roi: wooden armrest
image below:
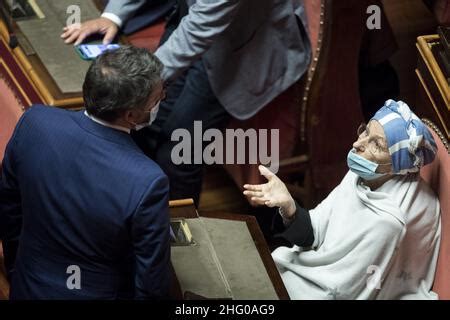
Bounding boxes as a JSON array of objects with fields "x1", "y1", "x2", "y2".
[{"x1": 169, "y1": 199, "x2": 195, "y2": 208}]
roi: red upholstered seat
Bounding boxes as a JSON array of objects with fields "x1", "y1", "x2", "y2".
[
  {"x1": 0, "y1": 79, "x2": 24, "y2": 166},
  {"x1": 421, "y1": 120, "x2": 450, "y2": 300},
  {"x1": 126, "y1": 19, "x2": 166, "y2": 52}
]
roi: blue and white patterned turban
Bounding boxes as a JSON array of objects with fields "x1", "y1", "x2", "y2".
[{"x1": 371, "y1": 100, "x2": 437, "y2": 174}]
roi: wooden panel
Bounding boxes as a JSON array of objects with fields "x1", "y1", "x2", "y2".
[{"x1": 416, "y1": 35, "x2": 450, "y2": 140}]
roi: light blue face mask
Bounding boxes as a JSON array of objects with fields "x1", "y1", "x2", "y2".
[
  {"x1": 347, "y1": 149, "x2": 387, "y2": 181},
  {"x1": 134, "y1": 101, "x2": 160, "y2": 131}
]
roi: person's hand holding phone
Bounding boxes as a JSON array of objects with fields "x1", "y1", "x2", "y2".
[{"x1": 61, "y1": 17, "x2": 119, "y2": 46}]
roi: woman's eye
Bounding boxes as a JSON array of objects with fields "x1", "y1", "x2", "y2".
[{"x1": 375, "y1": 142, "x2": 383, "y2": 150}]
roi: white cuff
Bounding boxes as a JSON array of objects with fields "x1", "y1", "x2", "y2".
[{"x1": 101, "y1": 12, "x2": 123, "y2": 28}]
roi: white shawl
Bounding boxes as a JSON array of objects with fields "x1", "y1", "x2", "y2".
[{"x1": 272, "y1": 171, "x2": 441, "y2": 300}]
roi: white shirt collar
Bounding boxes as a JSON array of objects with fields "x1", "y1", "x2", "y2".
[{"x1": 84, "y1": 111, "x2": 131, "y2": 134}]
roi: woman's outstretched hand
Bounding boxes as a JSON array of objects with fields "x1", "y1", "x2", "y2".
[{"x1": 243, "y1": 165, "x2": 296, "y2": 219}]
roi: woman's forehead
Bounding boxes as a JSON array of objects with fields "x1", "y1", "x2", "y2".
[{"x1": 368, "y1": 120, "x2": 386, "y2": 139}]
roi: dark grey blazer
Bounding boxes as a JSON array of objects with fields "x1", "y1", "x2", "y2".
[{"x1": 105, "y1": 0, "x2": 311, "y2": 119}]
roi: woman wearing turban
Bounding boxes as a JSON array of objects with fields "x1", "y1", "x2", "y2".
[{"x1": 244, "y1": 100, "x2": 441, "y2": 299}]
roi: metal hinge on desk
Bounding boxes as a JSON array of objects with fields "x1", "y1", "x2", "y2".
[{"x1": 8, "y1": 34, "x2": 18, "y2": 49}]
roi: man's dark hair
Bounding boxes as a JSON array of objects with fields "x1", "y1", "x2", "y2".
[{"x1": 83, "y1": 45, "x2": 163, "y2": 121}]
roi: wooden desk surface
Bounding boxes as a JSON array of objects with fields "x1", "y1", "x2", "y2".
[
  {"x1": 0, "y1": 18, "x2": 84, "y2": 109},
  {"x1": 0, "y1": 0, "x2": 119, "y2": 110},
  {"x1": 169, "y1": 199, "x2": 290, "y2": 300}
]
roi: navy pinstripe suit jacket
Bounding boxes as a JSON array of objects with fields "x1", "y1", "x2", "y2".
[{"x1": 0, "y1": 105, "x2": 171, "y2": 299}]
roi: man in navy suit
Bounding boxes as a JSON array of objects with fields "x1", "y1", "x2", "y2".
[{"x1": 0, "y1": 46, "x2": 171, "y2": 299}]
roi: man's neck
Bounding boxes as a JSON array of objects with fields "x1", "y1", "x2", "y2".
[
  {"x1": 111, "y1": 118, "x2": 133, "y2": 131},
  {"x1": 84, "y1": 111, "x2": 132, "y2": 134}
]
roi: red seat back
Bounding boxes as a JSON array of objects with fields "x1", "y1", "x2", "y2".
[{"x1": 420, "y1": 121, "x2": 450, "y2": 300}]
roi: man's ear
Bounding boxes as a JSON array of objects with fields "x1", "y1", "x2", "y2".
[{"x1": 122, "y1": 109, "x2": 136, "y2": 124}]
